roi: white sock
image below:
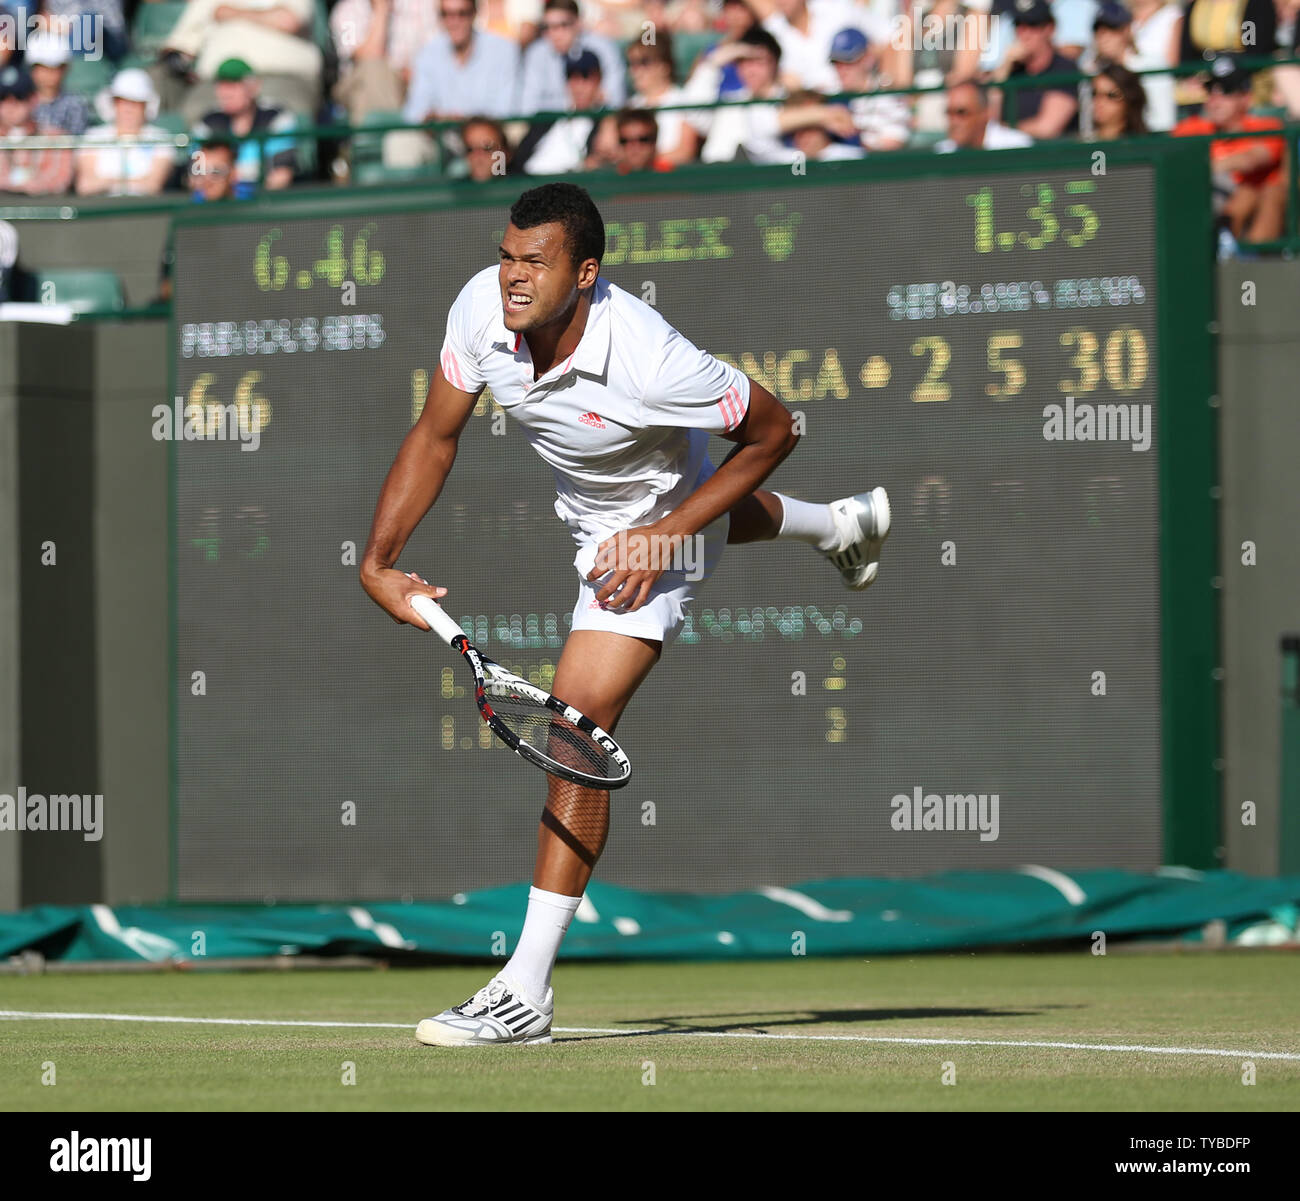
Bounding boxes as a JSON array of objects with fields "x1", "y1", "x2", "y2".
[
  {"x1": 773, "y1": 492, "x2": 840, "y2": 551},
  {"x1": 503, "y1": 886, "x2": 581, "y2": 1006}
]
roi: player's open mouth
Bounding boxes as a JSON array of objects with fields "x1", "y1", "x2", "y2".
[{"x1": 506, "y1": 293, "x2": 533, "y2": 312}]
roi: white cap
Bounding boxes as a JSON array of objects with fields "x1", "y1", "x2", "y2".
[
  {"x1": 24, "y1": 32, "x2": 72, "y2": 68},
  {"x1": 96, "y1": 68, "x2": 161, "y2": 122}
]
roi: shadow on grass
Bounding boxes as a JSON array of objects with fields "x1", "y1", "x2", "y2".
[{"x1": 558, "y1": 1004, "x2": 1083, "y2": 1042}]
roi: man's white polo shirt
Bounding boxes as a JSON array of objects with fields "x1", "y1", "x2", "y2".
[{"x1": 439, "y1": 265, "x2": 751, "y2": 545}]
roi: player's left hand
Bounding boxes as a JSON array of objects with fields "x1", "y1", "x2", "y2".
[{"x1": 587, "y1": 523, "x2": 681, "y2": 612}]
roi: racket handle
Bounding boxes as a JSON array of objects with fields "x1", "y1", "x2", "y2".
[{"x1": 408, "y1": 594, "x2": 468, "y2": 646}]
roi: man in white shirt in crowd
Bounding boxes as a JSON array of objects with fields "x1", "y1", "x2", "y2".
[
  {"x1": 519, "y1": 49, "x2": 607, "y2": 174},
  {"x1": 404, "y1": 0, "x2": 520, "y2": 125},
  {"x1": 763, "y1": 0, "x2": 887, "y2": 92},
  {"x1": 935, "y1": 78, "x2": 1034, "y2": 150},
  {"x1": 700, "y1": 25, "x2": 791, "y2": 162}
]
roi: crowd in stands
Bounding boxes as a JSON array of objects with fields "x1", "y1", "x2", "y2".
[{"x1": 0, "y1": 0, "x2": 1298, "y2": 248}]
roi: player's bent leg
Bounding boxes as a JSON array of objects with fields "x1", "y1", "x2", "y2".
[
  {"x1": 744, "y1": 487, "x2": 892, "y2": 590},
  {"x1": 727, "y1": 489, "x2": 784, "y2": 543}
]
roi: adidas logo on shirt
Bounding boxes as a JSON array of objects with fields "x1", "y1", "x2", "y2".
[{"x1": 578, "y1": 411, "x2": 606, "y2": 429}]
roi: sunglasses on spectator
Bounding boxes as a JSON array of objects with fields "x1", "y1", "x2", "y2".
[
  {"x1": 440, "y1": 6, "x2": 473, "y2": 15},
  {"x1": 544, "y1": 17, "x2": 576, "y2": 29},
  {"x1": 1092, "y1": 85, "x2": 1122, "y2": 99},
  {"x1": 619, "y1": 132, "x2": 656, "y2": 144},
  {"x1": 627, "y1": 55, "x2": 658, "y2": 68},
  {"x1": 192, "y1": 164, "x2": 230, "y2": 176},
  {"x1": 466, "y1": 142, "x2": 502, "y2": 152}
]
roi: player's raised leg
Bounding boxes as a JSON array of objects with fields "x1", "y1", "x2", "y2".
[
  {"x1": 728, "y1": 487, "x2": 892, "y2": 590},
  {"x1": 416, "y1": 629, "x2": 660, "y2": 1047}
]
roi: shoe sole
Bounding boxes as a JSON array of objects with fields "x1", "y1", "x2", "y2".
[{"x1": 415, "y1": 1021, "x2": 553, "y2": 1047}]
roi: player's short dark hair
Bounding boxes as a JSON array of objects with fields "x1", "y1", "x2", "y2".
[
  {"x1": 737, "y1": 25, "x2": 782, "y2": 64},
  {"x1": 544, "y1": 0, "x2": 580, "y2": 17},
  {"x1": 509, "y1": 183, "x2": 605, "y2": 268}
]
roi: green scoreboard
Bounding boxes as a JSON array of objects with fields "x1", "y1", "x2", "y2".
[{"x1": 170, "y1": 145, "x2": 1217, "y2": 900}]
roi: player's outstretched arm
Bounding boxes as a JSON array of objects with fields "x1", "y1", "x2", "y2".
[{"x1": 360, "y1": 366, "x2": 481, "y2": 627}]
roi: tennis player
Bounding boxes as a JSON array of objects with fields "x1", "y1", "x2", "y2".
[{"x1": 361, "y1": 183, "x2": 888, "y2": 1046}]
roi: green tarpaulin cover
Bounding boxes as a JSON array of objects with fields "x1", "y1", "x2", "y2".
[{"x1": 3, "y1": 870, "x2": 1297, "y2": 963}]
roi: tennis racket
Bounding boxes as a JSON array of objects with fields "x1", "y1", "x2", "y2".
[{"x1": 408, "y1": 593, "x2": 632, "y2": 790}]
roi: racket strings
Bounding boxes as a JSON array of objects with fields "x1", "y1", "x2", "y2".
[{"x1": 485, "y1": 691, "x2": 614, "y2": 778}]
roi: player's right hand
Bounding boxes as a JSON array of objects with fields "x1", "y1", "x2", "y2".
[{"x1": 361, "y1": 565, "x2": 447, "y2": 629}]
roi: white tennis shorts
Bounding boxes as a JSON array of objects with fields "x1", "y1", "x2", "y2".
[{"x1": 569, "y1": 512, "x2": 729, "y2": 646}]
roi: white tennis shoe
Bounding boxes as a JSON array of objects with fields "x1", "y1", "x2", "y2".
[
  {"x1": 825, "y1": 487, "x2": 891, "y2": 591},
  {"x1": 415, "y1": 972, "x2": 553, "y2": 1046}
]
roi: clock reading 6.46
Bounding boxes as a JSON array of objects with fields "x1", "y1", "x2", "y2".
[{"x1": 254, "y1": 223, "x2": 387, "y2": 291}]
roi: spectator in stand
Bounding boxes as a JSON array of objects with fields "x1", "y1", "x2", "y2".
[
  {"x1": 330, "y1": 0, "x2": 439, "y2": 125},
  {"x1": 186, "y1": 138, "x2": 239, "y2": 202},
  {"x1": 1050, "y1": 0, "x2": 1100, "y2": 57},
  {"x1": 157, "y1": 141, "x2": 238, "y2": 303},
  {"x1": 763, "y1": 0, "x2": 885, "y2": 92},
  {"x1": 404, "y1": 0, "x2": 520, "y2": 125},
  {"x1": 622, "y1": 32, "x2": 701, "y2": 164},
  {"x1": 0, "y1": 217, "x2": 17, "y2": 300},
  {"x1": 0, "y1": 64, "x2": 75, "y2": 194},
  {"x1": 458, "y1": 115, "x2": 511, "y2": 179},
  {"x1": 683, "y1": 0, "x2": 761, "y2": 104},
  {"x1": 518, "y1": 48, "x2": 609, "y2": 174},
  {"x1": 76, "y1": 68, "x2": 174, "y2": 195},
  {"x1": 518, "y1": 0, "x2": 625, "y2": 115},
  {"x1": 1126, "y1": 0, "x2": 1181, "y2": 128},
  {"x1": 192, "y1": 58, "x2": 297, "y2": 195},
  {"x1": 936, "y1": 76, "x2": 1034, "y2": 147},
  {"x1": 700, "y1": 25, "x2": 793, "y2": 161},
  {"x1": 1177, "y1": 0, "x2": 1276, "y2": 112},
  {"x1": 613, "y1": 107, "x2": 674, "y2": 172},
  {"x1": 992, "y1": 0, "x2": 1080, "y2": 136},
  {"x1": 823, "y1": 26, "x2": 910, "y2": 151},
  {"x1": 1087, "y1": 57, "x2": 1149, "y2": 136},
  {"x1": 1173, "y1": 55, "x2": 1287, "y2": 242},
  {"x1": 780, "y1": 87, "x2": 866, "y2": 156},
  {"x1": 25, "y1": 30, "x2": 91, "y2": 134},
  {"x1": 893, "y1": 0, "x2": 987, "y2": 136},
  {"x1": 1077, "y1": 3, "x2": 1136, "y2": 124},
  {"x1": 157, "y1": 0, "x2": 323, "y2": 119}
]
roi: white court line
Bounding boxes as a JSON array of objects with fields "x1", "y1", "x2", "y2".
[{"x1": 2, "y1": 1010, "x2": 1298, "y2": 1061}]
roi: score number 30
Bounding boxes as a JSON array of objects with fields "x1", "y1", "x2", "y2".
[{"x1": 908, "y1": 326, "x2": 1148, "y2": 403}]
